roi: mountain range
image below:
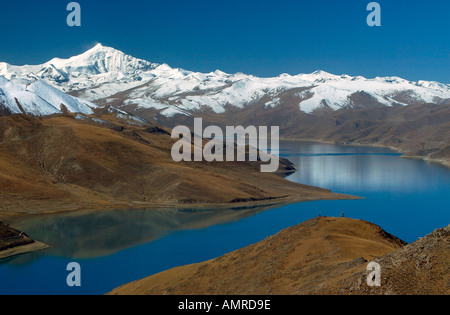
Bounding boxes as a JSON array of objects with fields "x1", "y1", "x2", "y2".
[
  {"x1": 1, "y1": 44, "x2": 449, "y2": 167},
  {"x1": 1, "y1": 45, "x2": 447, "y2": 293},
  {"x1": 1, "y1": 43, "x2": 449, "y2": 118}
]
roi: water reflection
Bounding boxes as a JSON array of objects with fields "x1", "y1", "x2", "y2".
[
  {"x1": 281, "y1": 141, "x2": 446, "y2": 194},
  {"x1": 7, "y1": 205, "x2": 277, "y2": 262}
]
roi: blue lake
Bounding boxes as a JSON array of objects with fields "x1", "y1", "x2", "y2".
[{"x1": 0, "y1": 141, "x2": 449, "y2": 295}]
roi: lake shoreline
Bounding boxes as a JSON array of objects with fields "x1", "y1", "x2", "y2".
[
  {"x1": 279, "y1": 137, "x2": 450, "y2": 169},
  {"x1": 0, "y1": 241, "x2": 49, "y2": 260},
  {"x1": 0, "y1": 222, "x2": 49, "y2": 260},
  {"x1": 2, "y1": 191, "x2": 359, "y2": 223},
  {"x1": 1, "y1": 139, "x2": 448, "y2": 295}
]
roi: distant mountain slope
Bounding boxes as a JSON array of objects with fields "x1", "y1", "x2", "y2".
[
  {"x1": 163, "y1": 101, "x2": 450, "y2": 167},
  {"x1": 0, "y1": 76, "x2": 96, "y2": 116},
  {"x1": 109, "y1": 217, "x2": 449, "y2": 295},
  {"x1": 111, "y1": 69, "x2": 450, "y2": 118}
]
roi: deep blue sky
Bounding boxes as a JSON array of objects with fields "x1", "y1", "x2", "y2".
[{"x1": 0, "y1": 0, "x2": 448, "y2": 83}]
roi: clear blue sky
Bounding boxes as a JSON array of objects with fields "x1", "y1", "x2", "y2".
[{"x1": 0, "y1": 0, "x2": 449, "y2": 83}]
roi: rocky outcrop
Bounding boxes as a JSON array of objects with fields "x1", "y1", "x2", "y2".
[{"x1": 341, "y1": 225, "x2": 449, "y2": 295}]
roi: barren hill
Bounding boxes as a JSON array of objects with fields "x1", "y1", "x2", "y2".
[
  {"x1": 0, "y1": 114, "x2": 348, "y2": 219},
  {"x1": 340, "y1": 224, "x2": 449, "y2": 295},
  {"x1": 110, "y1": 217, "x2": 441, "y2": 295}
]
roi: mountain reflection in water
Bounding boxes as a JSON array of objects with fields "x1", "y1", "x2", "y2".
[{"x1": 8, "y1": 205, "x2": 277, "y2": 262}]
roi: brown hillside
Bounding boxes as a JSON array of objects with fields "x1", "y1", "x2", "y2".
[
  {"x1": 109, "y1": 217, "x2": 414, "y2": 295},
  {"x1": 340, "y1": 225, "x2": 450, "y2": 295},
  {"x1": 0, "y1": 114, "x2": 349, "y2": 219}
]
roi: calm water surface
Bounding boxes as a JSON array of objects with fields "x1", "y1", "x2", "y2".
[{"x1": 1, "y1": 141, "x2": 449, "y2": 294}]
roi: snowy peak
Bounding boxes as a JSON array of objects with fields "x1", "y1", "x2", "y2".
[
  {"x1": 0, "y1": 44, "x2": 159, "y2": 94},
  {"x1": 45, "y1": 43, "x2": 157, "y2": 75}
]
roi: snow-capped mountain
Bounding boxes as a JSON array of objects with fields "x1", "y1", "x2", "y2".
[
  {"x1": 114, "y1": 69, "x2": 450, "y2": 117},
  {"x1": 0, "y1": 76, "x2": 95, "y2": 116},
  {"x1": 0, "y1": 44, "x2": 158, "y2": 94},
  {"x1": 1, "y1": 44, "x2": 449, "y2": 118}
]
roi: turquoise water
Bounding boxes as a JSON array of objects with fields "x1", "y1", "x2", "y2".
[{"x1": 0, "y1": 141, "x2": 449, "y2": 295}]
